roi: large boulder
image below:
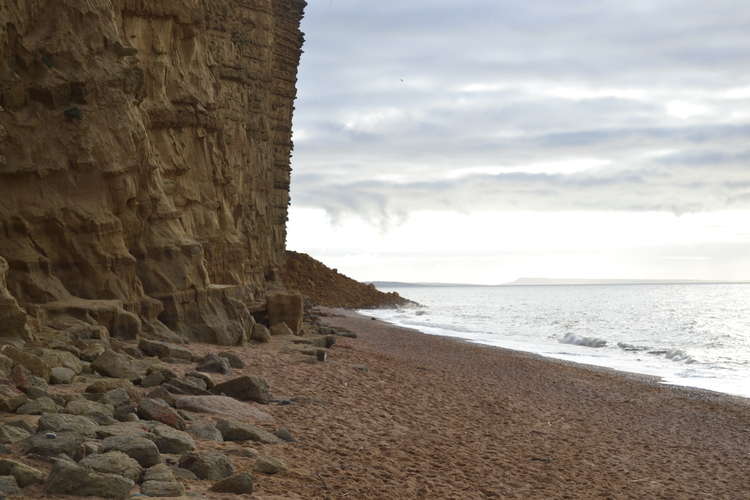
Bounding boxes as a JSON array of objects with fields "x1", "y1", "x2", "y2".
[
  {"x1": 1, "y1": 346, "x2": 50, "y2": 381},
  {"x1": 210, "y1": 472, "x2": 254, "y2": 494},
  {"x1": 175, "y1": 395, "x2": 274, "y2": 422},
  {"x1": 250, "y1": 324, "x2": 271, "y2": 343},
  {"x1": 179, "y1": 452, "x2": 233, "y2": 480},
  {"x1": 215, "y1": 419, "x2": 282, "y2": 444},
  {"x1": 266, "y1": 291, "x2": 303, "y2": 334},
  {"x1": 38, "y1": 414, "x2": 99, "y2": 437},
  {"x1": 212, "y1": 375, "x2": 272, "y2": 404},
  {"x1": 0, "y1": 458, "x2": 45, "y2": 487},
  {"x1": 101, "y1": 435, "x2": 161, "y2": 467},
  {"x1": 141, "y1": 464, "x2": 184, "y2": 497},
  {"x1": 22, "y1": 431, "x2": 87, "y2": 460},
  {"x1": 45, "y1": 460, "x2": 134, "y2": 498},
  {"x1": 137, "y1": 398, "x2": 186, "y2": 430},
  {"x1": 91, "y1": 350, "x2": 142, "y2": 381},
  {"x1": 151, "y1": 424, "x2": 195, "y2": 454},
  {"x1": 138, "y1": 339, "x2": 193, "y2": 362},
  {"x1": 80, "y1": 451, "x2": 143, "y2": 482}
]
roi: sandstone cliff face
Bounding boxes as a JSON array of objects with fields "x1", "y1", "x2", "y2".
[{"x1": 0, "y1": 0, "x2": 306, "y2": 345}]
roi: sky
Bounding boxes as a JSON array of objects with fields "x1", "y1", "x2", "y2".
[{"x1": 286, "y1": 0, "x2": 750, "y2": 284}]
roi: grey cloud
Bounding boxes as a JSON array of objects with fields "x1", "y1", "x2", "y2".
[{"x1": 292, "y1": 0, "x2": 750, "y2": 220}]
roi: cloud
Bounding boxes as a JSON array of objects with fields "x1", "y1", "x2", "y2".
[{"x1": 291, "y1": 0, "x2": 750, "y2": 221}]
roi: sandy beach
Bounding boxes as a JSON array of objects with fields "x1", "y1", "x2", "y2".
[{"x1": 254, "y1": 308, "x2": 750, "y2": 499}]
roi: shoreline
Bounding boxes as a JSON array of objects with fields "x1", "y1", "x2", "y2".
[
  {"x1": 298, "y1": 306, "x2": 750, "y2": 498},
  {"x1": 355, "y1": 308, "x2": 750, "y2": 407}
]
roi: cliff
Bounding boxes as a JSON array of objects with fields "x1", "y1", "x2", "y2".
[
  {"x1": 0, "y1": 0, "x2": 306, "y2": 345},
  {"x1": 281, "y1": 251, "x2": 413, "y2": 309}
]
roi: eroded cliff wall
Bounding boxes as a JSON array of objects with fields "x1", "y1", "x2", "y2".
[{"x1": 0, "y1": 0, "x2": 306, "y2": 345}]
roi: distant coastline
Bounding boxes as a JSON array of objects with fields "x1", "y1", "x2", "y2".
[{"x1": 372, "y1": 278, "x2": 750, "y2": 288}]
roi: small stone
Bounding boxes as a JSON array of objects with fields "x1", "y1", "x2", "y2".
[
  {"x1": 254, "y1": 455, "x2": 287, "y2": 474},
  {"x1": 151, "y1": 424, "x2": 195, "y2": 454},
  {"x1": 178, "y1": 452, "x2": 233, "y2": 480},
  {"x1": 196, "y1": 353, "x2": 232, "y2": 374},
  {"x1": 101, "y1": 435, "x2": 161, "y2": 467},
  {"x1": 38, "y1": 414, "x2": 99, "y2": 437},
  {"x1": 50, "y1": 366, "x2": 76, "y2": 384},
  {"x1": 80, "y1": 451, "x2": 143, "y2": 482},
  {"x1": 218, "y1": 352, "x2": 245, "y2": 368},
  {"x1": 0, "y1": 458, "x2": 45, "y2": 487},
  {"x1": 212, "y1": 375, "x2": 272, "y2": 404},
  {"x1": 16, "y1": 396, "x2": 60, "y2": 415},
  {"x1": 216, "y1": 419, "x2": 282, "y2": 444},
  {"x1": 187, "y1": 421, "x2": 223, "y2": 442},
  {"x1": 137, "y1": 398, "x2": 186, "y2": 430},
  {"x1": 45, "y1": 460, "x2": 134, "y2": 498},
  {"x1": 250, "y1": 323, "x2": 271, "y2": 343},
  {"x1": 210, "y1": 472, "x2": 254, "y2": 494},
  {"x1": 275, "y1": 427, "x2": 295, "y2": 442},
  {"x1": 0, "y1": 475, "x2": 20, "y2": 496}
]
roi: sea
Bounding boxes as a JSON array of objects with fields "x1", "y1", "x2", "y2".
[{"x1": 362, "y1": 283, "x2": 750, "y2": 399}]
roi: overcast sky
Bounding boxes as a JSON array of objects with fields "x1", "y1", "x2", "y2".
[{"x1": 286, "y1": 0, "x2": 750, "y2": 284}]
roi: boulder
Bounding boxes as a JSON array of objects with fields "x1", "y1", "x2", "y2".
[
  {"x1": 65, "y1": 399, "x2": 114, "y2": 419},
  {"x1": 0, "y1": 353, "x2": 14, "y2": 377},
  {"x1": 85, "y1": 378, "x2": 133, "y2": 394},
  {"x1": 151, "y1": 424, "x2": 195, "y2": 454},
  {"x1": 0, "y1": 423, "x2": 31, "y2": 444},
  {"x1": 80, "y1": 451, "x2": 143, "y2": 482},
  {"x1": 0, "y1": 458, "x2": 45, "y2": 487},
  {"x1": 178, "y1": 452, "x2": 234, "y2": 480},
  {"x1": 266, "y1": 291, "x2": 303, "y2": 334},
  {"x1": 16, "y1": 396, "x2": 60, "y2": 415},
  {"x1": 100, "y1": 388, "x2": 132, "y2": 407},
  {"x1": 1, "y1": 346, "x2": 50, "y2": 381},
  {"x1": 174, "y1": 395, "x2": 274, "y2": 422},
  {"x1": 250, "y1": 323, "x2": 271, "y2": 343},
  {"x1": 50, "y1": 367, "x2": 76, "y2": 384},
  {"x1": 91, "y1": 350, "x2": 142, "y2": 381},
  {"x1": 270, "y1": 323, "x2": 294, "y2": 336},
  {"x1": 101, "y1": 435, "x2": 161, "y2": 467},
  {"x1": 141, "y1": 463, "x2": 184, "y2": 497},
  {"x1": 210, "y1": 472, "x2": 254, "y2": 494},
  {"x1": 218, "y1": 351, "x2": 245, "y2": 368},
  {"x1": 95, "y1": 421, "x2": 152, "y2": 439},
  {"x1": 213, "y1": 375, "x2": 272, "y2": 404},
  {"x1": 196, "y1": 353, "x2": 231, "y2": 374},
  {"x1": 38, "y1": 414, "x2": 99, "y2": 437},
  {"x1": 185, "y1": 371, "x2": 214, "y2": 389},
  {"x1": 0, "y1": 475, "x2": 20, "y2": 496},
  {"x1": 275, "y1": 427, "x2": 295, "y2": 442},
  {"x1": 254, "y1": 455, "x2": 287, "y2": 474},
  {"x1": 22, "y1": 431, "x2": 87, "y2": 460},
  {"x1": 0, "y1": 385, "x2": 28, "y2": 412},
  {"x1": 187, "y1": 421, "x2": 223, "y2": 442},
  {"x1": 45, "y1": 460, "x2": 134, "y2": 498},
  {"x1": 137, "y1": 398, "x2": 186, "y2": 430},
  {"x1": 215, "y1": 419, "x2": 282, "y2": 444},
  {"x1": 34, "y1": 348, "x2": 83, "y2": 374},
  {"x1": 139, "y1": 339, "x2": 193, "y2": 362},
  {"x1": 162, "y1": 378, "x2": 211, "y2": 396}
]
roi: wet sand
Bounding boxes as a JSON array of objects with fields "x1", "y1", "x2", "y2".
[{"x1": 267, "y1": 308, "x2": 750, "y2": 499}]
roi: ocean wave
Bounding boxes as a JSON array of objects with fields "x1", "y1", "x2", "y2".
[
  {"x1": 617, "y1": 342, "x2": 650, "y2": 352},
  {"x1": 560, "y1": 333, "x2": 608, "y2": 348},
  {"x1": 648, "y1": 349, "x2": 696, "y2": 364}
]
